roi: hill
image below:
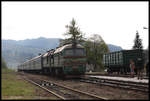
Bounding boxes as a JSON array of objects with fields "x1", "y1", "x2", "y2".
[{"x1": 2, "y1": 37, "x2": 60, "y2": 49}]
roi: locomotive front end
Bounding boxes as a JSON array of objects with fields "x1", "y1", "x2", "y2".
[{"x1": 63, "y1": 46, "x2": 86, "y2": 76}]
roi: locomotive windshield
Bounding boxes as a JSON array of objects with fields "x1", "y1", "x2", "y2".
[{"x1": 64, "y1": 48, "x2": 85, "y2": 56}]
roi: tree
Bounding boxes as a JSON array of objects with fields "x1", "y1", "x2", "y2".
[
  {"x1": 84, "y1": 34, "x2": 109, "y2": 71},
  {"x1": 60, "y1": 18, "x2": 85, "y2": 46},
  {"x1": 2, "y1": 57, "x2": 8, "y2": 69},
  {"x1": 132, "y1": 31, "x2": 143, "y2": 49}
]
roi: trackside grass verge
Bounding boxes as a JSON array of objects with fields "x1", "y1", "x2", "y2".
[{"x1": 2, "y1": 68, "x2": 57, "y2": 99}]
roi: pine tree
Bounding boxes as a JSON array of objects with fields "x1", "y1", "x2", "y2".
[
  {"x1": 133, "y1": 31, "x2": 143, "y2": 50},
  {"x1": 62, "y1": 18, "x2": 84, "y2": 46}
]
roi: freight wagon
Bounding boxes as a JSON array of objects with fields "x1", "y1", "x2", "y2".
[
  {"x1": 103, "y1": 49, "x2": 144, "y2": 74},
  {"x1": 18, "y1": 43, "x2": 87, "y2": 78}
]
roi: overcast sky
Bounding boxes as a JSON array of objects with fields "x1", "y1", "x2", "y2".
[{"x1": 2, "y1": 2, "x2": 149, "y2": 49}]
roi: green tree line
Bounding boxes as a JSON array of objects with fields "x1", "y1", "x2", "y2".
[{"x1": 2, "y1": 57, "x2": 8, "y2": 69}]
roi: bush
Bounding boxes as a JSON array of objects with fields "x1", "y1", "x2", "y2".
[{"x1": 2, "y1": 58, "x2": 8, "y2": 69}]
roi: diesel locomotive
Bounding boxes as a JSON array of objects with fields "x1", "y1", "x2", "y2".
[{"x1": 18, "y1": 43, "x2": 87, "y2": 78}]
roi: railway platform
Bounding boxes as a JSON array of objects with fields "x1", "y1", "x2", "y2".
[{"x1": 89, "y1": 75, "x2": 149, "y2": 84}]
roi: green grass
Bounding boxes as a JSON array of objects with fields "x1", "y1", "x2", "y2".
[
  {"x1": 2, "y1": 68, "x2": 15, "y2": 73},
  {"x1": 2, "y1": 68, "x2": 36, "y2": 97},
  {"x1": 1, "y1": 68, "x2": 57, "y2": 99},
  {"x1": 2, "y1": 78, "x2": 35, "y2": 96}
]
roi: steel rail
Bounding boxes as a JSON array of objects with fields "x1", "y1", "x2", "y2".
[
  {"x1": 22, "y1": 77, "x2": 66, "y2": 100},
  {"x1": 80, "y1": 77, "x2": 148, "y2": 93},
  {"x1": 80, "y1": 79, "x2": 148, "y2": 93},
  {"x1": 21, "y1": 74, "x2": 109, "y2": 100},
  {"x1": 42, "y1": 79, "x2": 109, "y2": 100}
]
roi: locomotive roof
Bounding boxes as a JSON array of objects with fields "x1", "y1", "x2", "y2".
[
  {"x1": 43, "y1": 52, "x2": 48, "y2": 57},
  {"x1": 42, "y1": 49, "x2": 55, "y2": 57},
  {"x1": 54, "y1": 44, "x2": 83, "y2": 54},
  {"x1": 23, "y1": 54, "x2": 42, "y2": 64},
  {"x1": 30, "y1": 54, "x2": 42, "y2": 61}
]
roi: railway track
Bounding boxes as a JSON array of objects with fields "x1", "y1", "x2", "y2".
[
  {"x1": 21, "y1": 74, "x2": 108, "y2": 100},
  {"x1": 80, "y1": 77, "x2": 149, "y2": 93}
]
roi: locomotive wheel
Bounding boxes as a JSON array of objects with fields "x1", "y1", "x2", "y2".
[{"x1": 55, "y1": 68, "x2": 64, "y2": 78}]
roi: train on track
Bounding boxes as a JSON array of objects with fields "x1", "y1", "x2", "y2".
[
  {"x1": 103, "y1": 49, "x2": 148, "y2": 75},
  {"x1": 18, "y1": 43, "x2": 87, "y2": 78}
]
